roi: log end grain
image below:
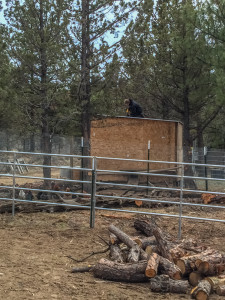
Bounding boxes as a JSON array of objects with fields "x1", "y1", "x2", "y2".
[
  {"x1": 145, "y1": 269, "x2": 157, "y2": 278},
  {"x1": 189, "y1": 272, "x2": 204, "y2": 287},
  {"x1": 191, "y1": 280, "x2": 211, "y2": 300},
  {"x1": 197, "y1": 262, "x2": 208, "y2": 274},
  {"x1": 135, "y1": 200, "x2": 143, "y2": 207},
  {"x1": 176, "y1": 259, "x2": 186, "y2": 275}
]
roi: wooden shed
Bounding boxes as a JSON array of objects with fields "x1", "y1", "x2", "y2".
[{"x1": 90, "y1": 116, "x2": 183, "y2": 183}]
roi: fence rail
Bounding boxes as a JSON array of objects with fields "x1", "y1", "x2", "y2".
[{"x1": 0, "y1": 150, "x2": 224, "y2": 238}]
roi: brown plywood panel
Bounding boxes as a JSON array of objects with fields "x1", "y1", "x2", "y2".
[{"x1": 91, "y1": 117, "x2": 183, "y2": 174}]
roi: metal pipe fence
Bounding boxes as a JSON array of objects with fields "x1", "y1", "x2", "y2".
[{"x1": 0, "y1": 150, "x2": 224, "y2": 238}]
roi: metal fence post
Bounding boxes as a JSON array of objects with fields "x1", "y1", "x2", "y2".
[
  {"x1": 12, "y1": 152, "x2": 16, "y2": 217},
  {"x1": 81, "y1": 137, "x2": 84, "y2": 193},
  {"x1": 90, "y1": 157, "x2": 97, "y2": 228},
  {"x1": 178, "y1": 164, "x2": 184, "y2": 239},
  {"x1": 147, "y1": 140, "x2": 151, "y2": 195},
  {"x1": 204, "y1": 146, "x2": 208, "y2": 191}
]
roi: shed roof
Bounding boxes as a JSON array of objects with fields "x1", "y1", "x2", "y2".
[{"x1": 93, "y1": 115, "x2": 183, "y2": 125}]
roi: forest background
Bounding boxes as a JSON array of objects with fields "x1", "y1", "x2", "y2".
[{"x1": 0, "y1": 0, "x2": 225, "y2": 162}]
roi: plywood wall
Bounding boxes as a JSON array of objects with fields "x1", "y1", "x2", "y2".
[{"x1": 90, "y1": 117, "x2": 183, "y2": 172}]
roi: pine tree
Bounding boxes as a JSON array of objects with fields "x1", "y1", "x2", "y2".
[
  {"x1": 199, "y1": 0, "x2": 225, "y2": 148},
  {"x1": 70, "y1": 0, "x2": 142, "y2": 146},
  {"x1": 0, "y1": 24, "x2": 16, "y2": 132},
  {"x1": 122, "y1": 0, "x2": 217, "y2": 159},
  {"x1": 5, "y1": 0, "x2": 74, "y2": 184}
]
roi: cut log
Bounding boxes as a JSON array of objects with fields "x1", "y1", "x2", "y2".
[
  {"x1": 134, "y1": 218, "x2": 173, "y2": 262},
  {"x1": 145, "y1": 253, "x2": 160, "y2": 278},
  {"x1": 206, "y1": 275, "x2": 225, "y2": 291},
  {"x1": 109, "y1": 233, "x2": 120, "y2": 245},
  {"x1": 189, "y1": 272, "x2": 204, "y2": 287},
  {"x1": 203, "y1": 263, "x2": 225, "y2": 276},
  {"x1": 93, "y1": 258, "x2": 148, "y2": 282},
  {"x1": 128, "y1": 245, "x2": 141, "y2": 263},
  {"x1": 176, "y1": 257, "x2": 196, "y2": 276},
  {"x1": 134, "y1": 236, "x2": 156, "y2": 250},
  {"x1": 169, "y1": 240, "x2": 207, "y2": 262},
  {"x1": 134, "y1": 218, "x2": 155, "y2": 237},
  {"x1": 145, "y1": 245, "x2": 158, "y2": 256},
  {"x1": 150, "y1": 274, "x2": 190, "y2": 294},
  {"x1": 108, "y1": 224, "x2": 137, "y2": 249},
  {"x1": 216, "y1": 285, "x2": 225, "y2": 296},
  {"x1": 176, "y1": 249, "x2": 218, "y2": 276},
  {"x1": 198, "y1": 262, "x2": 225, "y2": 276},
  {"x1": 159, "y1": 256, "x2": 182, "y2": 280},
  {"x1": 197, "y1": 253, "x2": 225, "y2": 275},
  {"x1": 109, "y1": 244, "x2": 124, "y2": 263},
  {"x1": 191, "y1": 280, "x2": 211, "y2": 300},
  {"x1": 108, "y1": 224, "x2": 147, "y2": 261},
  {"x1": 135, "y1": 199, "x2": 143, "y2": 207},
  {"x1": 201, "y1": 193, "x2": 216, "y2": 205},
  {"x1": 201, "y1": 193, "x2": 225, "y2": 205}
]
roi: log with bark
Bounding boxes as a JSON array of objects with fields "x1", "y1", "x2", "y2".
[
  {"x1": 145, "y1": 245, "x2": 159, "y2": 256},
  {"x1": 134, "y1": 217, "x2": 156, "y2": 237},
  {"x1": 145, "y1": 253, "x2": 160, "y2": 278},
  {"x1": 201, "y1": 193, "x2": 225, "y2": 205},
  {"x1": 109, "y1": 233, "x2": 120, "y2": 245},
  {"x1": 158, "y1": 256, "x2": 182, "y2": 280},
  {"x1": 216, "y1": 285, "x2": 225, "y2": 296},
  {"x1": 93, "y1": 258, "x2": 148, "y2": 282},
  {"x1": 150, "y1": 274, "x2": 190, "y2": 294},
  {"x1": 205, "y1": 275, "x2": 225, "y2": 291},
  {"x1": 108, "y1": 224, "x2": 138, "y2": 249},
  {"x1": 201, "y1": 193, "x2": 216, "y2": 205},
  {"x1": 176, "y1": 249, "x2": 218, "y2": 276},
  {"x1": 108, "y1": 224, "x2": 147, "y2": 261},
  {"x1": 190, "y1": 279, "x2": 211, "y2": 300},
  {"x1": 169, "y1": 239, "x2": 208, "y2": 262},
  {"x1": 134, "y1": 218, "x2": 173, "y2": 262},
  {"x1": 134, "y1": 236, "x2": 156, "y2": 250},
  {"x1": 127, "y1": 245, "x2": 141, "y2": 263},
  {"x1": 109, "y1": 244, "x2": 124, "y2": 263},
  {"x1": 196, "y1": 253, "x2": 225, "y2": 275}
]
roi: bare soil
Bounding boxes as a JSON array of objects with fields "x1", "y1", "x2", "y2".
[{"x1": 0, "y1": 207, "x2": 224, "y2": 300}]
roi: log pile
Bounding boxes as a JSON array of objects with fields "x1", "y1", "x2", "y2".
[{"x1": 71, "y1": 217, "x2": 225, "y2": 299}]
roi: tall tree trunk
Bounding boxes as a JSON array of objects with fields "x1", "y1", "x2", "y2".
[
  {"x1": 40, "y1": 0, "x2": 52, "y2": 188},
  {"x1": 30, "y1": 133, "x2": 35, "y2": 152},
  {"x1": 41, "y1": 120, "x2": 52, "y2": 188},
  {"x1": 81, "y1": 0, "x2": 91, "y2": 142},
  {"x1": 182, "y1": 55, "x2": 196, "y2": 189},
  {"x1": 196, "y1": 120, "x2": 205, "y2": 177},
  {"x1": 80, "y1": 0, "x2": 91, "y2": 192}
]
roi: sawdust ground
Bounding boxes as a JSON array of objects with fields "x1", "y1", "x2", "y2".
[{"x1": 0, "y1": 208, "x2": 224, "y2": 300}]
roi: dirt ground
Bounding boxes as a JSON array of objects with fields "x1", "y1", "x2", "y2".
[{"x1": 0, "y1": 207, "x2": 224, "y2": 300}]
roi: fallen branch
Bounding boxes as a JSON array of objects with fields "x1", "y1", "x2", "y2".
[
  {"x1": 71, "y1": 265, "x2": 94, "y2": 273},
  {"x1": 67, "y1": 247, "x2": 110, "y2": 263}
]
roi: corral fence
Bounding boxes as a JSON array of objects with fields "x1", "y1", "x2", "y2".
[{"x1": 0, "y1": 150, "x2": 225, "y2": 239}]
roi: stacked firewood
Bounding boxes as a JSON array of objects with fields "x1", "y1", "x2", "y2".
[{"x1": 71, "y1": 217, "x2": 225, "y2": 299}]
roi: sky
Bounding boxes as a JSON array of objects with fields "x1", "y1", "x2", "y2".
[
  {"x1": 0, "y1": 0, "x2": 6, "y2": 24},
  {"x1": 0, "y1": 0, "x2": 125, "y2": 43}
]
